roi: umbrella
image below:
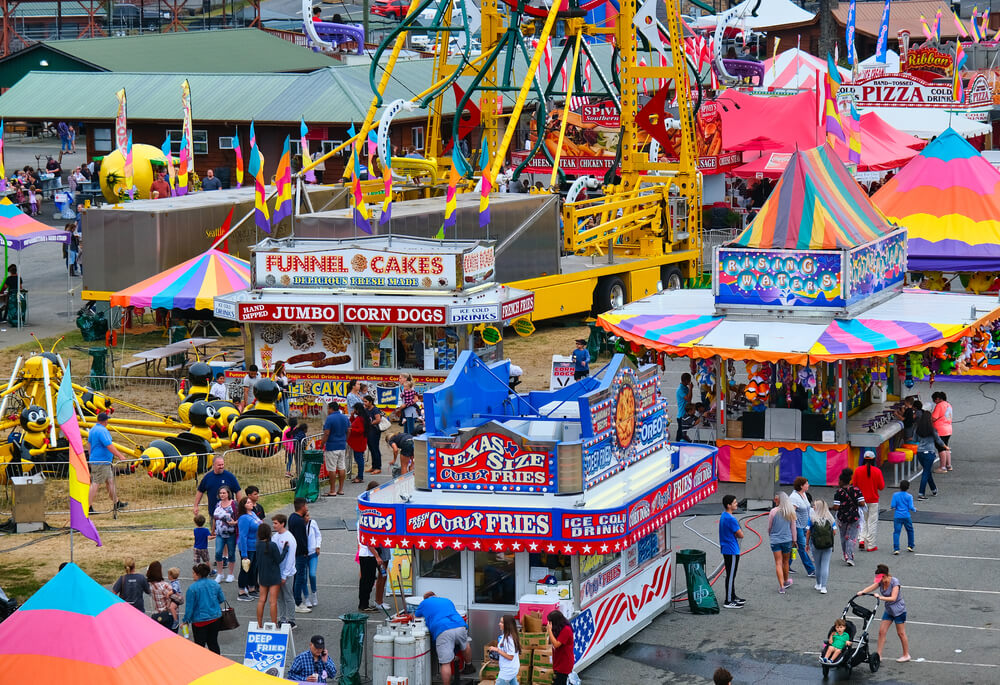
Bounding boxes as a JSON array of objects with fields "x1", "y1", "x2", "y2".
[{"x1": 110, "y1": 249, "x2": 250, "y2": 311}]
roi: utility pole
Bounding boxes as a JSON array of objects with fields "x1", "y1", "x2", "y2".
[{"x1": 363, "y1": 0, "x2": 370, "y2": 48}]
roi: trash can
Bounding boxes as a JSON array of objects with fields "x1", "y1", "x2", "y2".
[
  {"x1": 676, "y1": 549, "x2": 719, "y2": 614},
  {"x1": 87, "y1": 347, "x2": 109, "y2": 391},
  {"x1": 339, "y1": 612, "x2": 368, "y2": 685},
  {"x1": 168, "y1": 325, "x2": 187, "y2": 367},
  {"x1": 295, "y1": 450, "x2": 324, "y2": 502}
]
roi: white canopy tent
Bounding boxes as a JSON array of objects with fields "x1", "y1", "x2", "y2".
[
  {"x1": 694, "y1": 0, "x2": 814, "y2": 29},
  {"x1": 861, "y1": 107, "x2": 991, "y2": 139},
  {"x1": 857, "y1": 49, "x2": 901, "y2": 73},
  {"x1": 762, "y1": 48, "x2": 851, "y2": 91}
]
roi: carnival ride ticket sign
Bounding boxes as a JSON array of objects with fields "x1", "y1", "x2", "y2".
[
  {"x1": 427, "y1": 424, "x2": 558, "y2": 493},
  {"x1": 254, "y1": 243, "x2": 495, "y2": 292}
]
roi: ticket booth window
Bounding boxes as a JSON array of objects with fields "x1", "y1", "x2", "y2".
[
  {"x1": 473, "y1": 551, "x2": 516, "y2": 605},
  {"x1": 397, "y1": 327, "x2": 430, "y2": 370},
  {"x1": 361, "y1": 326, "x2": 394, "y2": 369},
  {"x1": 418, "y1": 549, "x2": 462, "y2": 579}
]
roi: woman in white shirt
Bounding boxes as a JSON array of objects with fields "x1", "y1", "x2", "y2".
[
  {"x1": 494, "y1": 614, "x2": 521, "y2": 685},
  {"x1": 304, "y1": 511, "x2": 322, "y2": 607}
]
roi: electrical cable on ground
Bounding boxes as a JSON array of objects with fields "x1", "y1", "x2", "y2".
[
  {"x1": 671, "y1": 512, "x2": 766, "y2": 605},
  {"x1": 949, "y1": 382, "x2": 996, "y2": 424}
]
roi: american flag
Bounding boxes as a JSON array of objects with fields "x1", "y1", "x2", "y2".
[{"x1": 571, "y1": 559, "x2": 673, "y2": 664}]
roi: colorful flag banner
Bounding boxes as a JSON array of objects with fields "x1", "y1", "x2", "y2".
[
  {"x1": 772, "y1": 37, "x2": 781, "y2": 76},
  {"x1": 970, "y1": 8, "x2": 982, "y2": 41},
  {"x1": 181, "y1": 79, "x2": 193, "y2": 173},
  {"x1": 160, "y1": 134, "x2": 176, "y2": 195},
  {"x1": 348, "y1": 125, "x2": 371, "y2": 234},
  {"x1": 299, "y1": 118, "x2": 315, "y2": 183},
  {"x1": 114, "y1": 89, "x2": 127, "y2": 152},
  {"x1": 981, "y1": 10, "x2": 990, "y2": 40},
  {"x1": 176, "y1": 139, "x2": 189, "y2": 196},
  {"x1": 443, "y1": 151, "x2": 460, "y2": 232},
  {"x1": 875, "y1": 0, "x2": 891, "y2": 62},
  {"x1": 57, "y1": 364, "x2": 101, "y2": 546},
  {"x1": 0, "y1": 120, "x2": 6, "y2": 193},
  {"x1": 934, "y1": 9, "x2": 942, "y2": 42},
  {"x1": 232, "y1": 130, "x2": 243, "y2": 188},
  {"x1": 366, "y1": 130, "x2": 377, "y2": 179},
  {"x1": 955, "y1": 39, "x2": 967, "y2": 102},
  {"x1": 247, "y1": 125, "x2": 270, "y2": 233},
  {"x1": 848, "y1": 102, "x2": 862, "y2": 164},
  {"x1": 955, "y1": 10, "x2": 970, "y2": 38},
  {"x1": 123, "y1": 131, "x2": 134, "y2": 200},
  {"x1": 846, "y1": 1, "x2": 857, "y2": 65},
  {"x1": 919, "y1": 15, "x2": 933, "y2": 41},
  {"x1": 479, "y1": 138, "x2": 491, "y2": 228},
  {"x1": 271, "y1": 135, "x2": 292, "y2": 228},
  {"x1": 824, "y1": 53, "x2": 846, "y2": 144}
]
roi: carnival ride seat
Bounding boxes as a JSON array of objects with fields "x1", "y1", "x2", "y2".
[
  {"x1": 720, "y1": 59, "x2": 764, "y2": 86},
  {"x1": 305, "y1": 21, "x2": 365, "y2": 54}
]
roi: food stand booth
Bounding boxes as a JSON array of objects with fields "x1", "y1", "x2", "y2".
[
  {"x1": 213, "y1": 236, "x2": 534, "y2": 411},
  {"x1": 599, "y1": 146, "x2": 1000, "y2": 485},
  {"x1": 358, "y1": 351, "x2": 717, "y2": 669}
]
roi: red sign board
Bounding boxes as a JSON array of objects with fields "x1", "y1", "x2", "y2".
[
  {"x1": 405, "y1": 508, "x2": 553, "y2": 538},
  {"x1": 238, "y1": 302, "x2": 340, "y2": 323},
  {"x1": 431, "y1": 432, "x2": 555, "y2": 492},
  {"x1": 510, "y1": 150, "x2": 618, "y2": 175},
  {"x1": 341, "y1": 304, "x2": 447, "y2": 325},
  {"x1": 501, "y1": 293, "x2": 535, "y2": 321},
  {"x1": 580, "y1": 100, "x2": 620, "y2": 127}
]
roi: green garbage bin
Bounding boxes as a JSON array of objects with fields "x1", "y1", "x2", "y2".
[
  {"x1": 677, "y1": 549, "x2": 719, "y2": 615},
  {"x1": 295, "y1": 450, "x2": 323, "y2": 502},
  {"x1": 339, "y1": 612, "x2": 368, "y2": 685},
  {"x1": 87, "y1": 347, "x2": 108, "y2": 391}
]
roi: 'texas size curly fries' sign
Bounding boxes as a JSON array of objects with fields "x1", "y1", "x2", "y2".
[{"x1": 427, "y1": 423, "x2": 558, "y2": 493}]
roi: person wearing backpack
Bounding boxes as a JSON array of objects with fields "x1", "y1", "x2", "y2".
[
  {"x1": 832, "y1": 468, "x2": 866, "y2": 566},
  {"x1": 809, "y1": 500, "x2": 837, "y2": 594}
]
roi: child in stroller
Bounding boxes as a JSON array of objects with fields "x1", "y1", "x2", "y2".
[
  {"x1": 822, "y1": 618, "x2": 851, "y2": 663},
  {"x1": 820, "y1": 594, "x2": 881, "y2": 677}
]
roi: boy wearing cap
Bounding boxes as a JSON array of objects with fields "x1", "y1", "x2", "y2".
[
  {"x1": 571, "y1": 339, "x2": 590, "y2": 381},
  {"x1": 87, "y1": 411, "x2": 127, "y2": 512},
  {"x1": 852, "y1": 451, "x2": 885, "y2": 552},
  {"x1": 287, "y1": 635, "x2": 336, "y2": 682}
]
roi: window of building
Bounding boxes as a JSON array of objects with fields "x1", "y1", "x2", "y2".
[
  {"x1": 93, "y1": 128, "x2": 113, "y2": 153},
  {"x1": 529, "y1": 552, "x2": 572, "y2": 582},
  {"x1": 396, "y1": 328, "x2": 430, "y2": 370},
  {"x1": 290, "y1": 140, "x2": 303, "y2": 156},
  {"x1": 321, "y1": 140, "x2": 346, "y2": 156},
  {"x1": 417, "y1": 549, "x2": 462, "y2": 579},
  {"x1": 361, "y1": 326, "x2": 394, "y2": 369},
  {"x1": 166, "y1": 129, "x2": 208, "y2": 155},
  {"x1": 473, "y1": 551, "x2": 516, "y2": 605},
  {"x1": 411, "y1": 126, "x2": 425, "y2": 151}
]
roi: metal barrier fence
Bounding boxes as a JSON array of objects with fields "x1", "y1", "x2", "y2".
[
  {"x1": 701, "y1": 227, "x2": 742, "y2": 267},
  {"x1": 0, "y1": 433, "x2": 326, "y2": 516}
]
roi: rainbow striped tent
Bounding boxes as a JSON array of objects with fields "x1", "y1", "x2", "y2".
[
  {"x1": 732, "y1": 145, "x2": 894, "y2": 250},
  {"x1": 0, "y1": 197, "x2": 71, "y2": 249},
  {"x1": 0, "y1": 563, "x2": 285, "y2": 683},
  {"x1": 110, "y1": 249, "x2": 249, "y2": 311},
  {"x1": 872, "y1": 128, "x2": 1000, "y2": 271}
]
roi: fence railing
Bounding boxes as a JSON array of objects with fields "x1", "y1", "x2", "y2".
[{"x1": 0, "y1": 433, "x2": 326, "y2": 516}]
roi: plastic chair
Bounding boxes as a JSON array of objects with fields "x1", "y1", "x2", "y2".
[
  {"x1": 898, "y1": 447, "x2": 916, "y2": 479},
  {"x1": 886, "y1": 450, "x2": 907, "y2": 485}
]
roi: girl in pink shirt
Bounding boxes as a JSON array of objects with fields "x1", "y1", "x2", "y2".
[{"x1": 930, "y1": 391, "x2": 953, "y2": 471}]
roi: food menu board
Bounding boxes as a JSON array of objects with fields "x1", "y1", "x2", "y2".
[{"x1": 253, "y1": 322, "x2": 354, "y2": 373}]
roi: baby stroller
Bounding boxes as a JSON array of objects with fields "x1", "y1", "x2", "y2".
[{"x1": 820, "y1": 594, "x2": 881, "y2": 678}]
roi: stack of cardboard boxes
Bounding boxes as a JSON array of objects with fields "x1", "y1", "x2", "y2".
[{"x1": 480, "y1": 630, "x2": 553, "y2": 685}]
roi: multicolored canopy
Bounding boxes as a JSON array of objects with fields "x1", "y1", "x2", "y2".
[
  {"x1": 110, "y1": 249, "x2": 250, "y2": 310},
  {"x1": 872, "y1": 128, "x2": 1000, "y2": 271},
  {"x1": 732, "y1": 145, "x2": 894, "y2": 250},
  {"x1": 598, "y1": 289, "x2": 999, "y2": 364},
  {"x1": 0, "y1": 197, "x2": 71, "y2": 250},
  {"x1": 0, "y1": 563, "x2": 285, "y2": 683}
]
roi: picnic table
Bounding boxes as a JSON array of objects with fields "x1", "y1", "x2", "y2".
[{"x1": 125, "y1": 337, "x2": 218, "y2": 376}]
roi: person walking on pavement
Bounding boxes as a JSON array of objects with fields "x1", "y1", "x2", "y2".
[
  {"x1": 719, "y1": 494, "x2": 745, "y2": 608},
  {"x1": 322, "y1": 402, "x2": 349, "y2": 497},
  {"x1": 857, "y1": 564, "x2": 912, "y2": 663},
  {"x1": 832, "y1": 468, "x2": 866, "y2": 566},
  {"x1": 809, "y1": 499, "x2": 837, "y2": 594},
  {"x1": 271, "y1": 514, "x2": 298, "y2": 628},
  {"x1": 87, "y1": 412, "x2": 127, "y2": 513},
  {"x1": 853, "y1": 451, "x2": 885, "y2": 551},
  {"x1": 788, "y1": 477, "x2": 816, "y2": 577},
  {"x1": 288, "y1": 498, "x2": 311, "y2": 614}
]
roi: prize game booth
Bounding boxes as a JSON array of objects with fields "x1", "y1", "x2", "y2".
[
  {"x1": 213, "y1": 236, "x2": 535, "y2": 411},
  {"x1": 600, "y1": 146, "x2": 1000, "y2": 485},
  {"x1": 358, "y1": 351, "x2": 717, "y2": 670}
]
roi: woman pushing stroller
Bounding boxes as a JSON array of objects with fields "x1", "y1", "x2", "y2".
[{"x1": 856, "y1": 564, "x2": 912, "y2": 663}]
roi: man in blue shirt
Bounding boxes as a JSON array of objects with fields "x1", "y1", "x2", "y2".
[
  {"x1": 718, "y1": 494, "x2": 744, "y2": 609},
  {"x1": 571, "y1": 339, "x2": 590, "y2": 381},
  {"x1": 414, "y1": 592, "x2": 470, "y2": 685},
  {"x1": 287, "y1": 635, "x2": 336, "y2": 682},
  {"x1": 676, "y1": 373, "x2": 692, "y2": 438},
  {"x1": 88, "y1": 412, "x2": 127, "y2": 512},
  {"x1": 193, "y1": 456, "x2": 243, "y2": 533},
  {"x1": 322, "y1": 402, "x2": 350, "y2": 497}
]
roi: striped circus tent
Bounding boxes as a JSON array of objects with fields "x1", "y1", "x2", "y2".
[
  {"x1": 110, "y1": 249, "x2": 250, "y2": 311},
  {"x1": 731, "y1": 145, "x2": 893, "y2": 250},
  {"x1": 0, "y1": 563, "x2": 288, "y2": 683},
  {"x1": 761, "y1": 48, "x2": 850, "y2": 91}
]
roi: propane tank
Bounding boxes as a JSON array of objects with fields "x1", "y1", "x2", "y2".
[
  {"x1": 393, "y1": 625, "x2": 418, "y2": 684},
  {"x1": 411, "y1": 619, "x2": 432, "y2": 685},
  {"x1": 373, "y1": 623, "x2": 396, "y2": 685}
]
